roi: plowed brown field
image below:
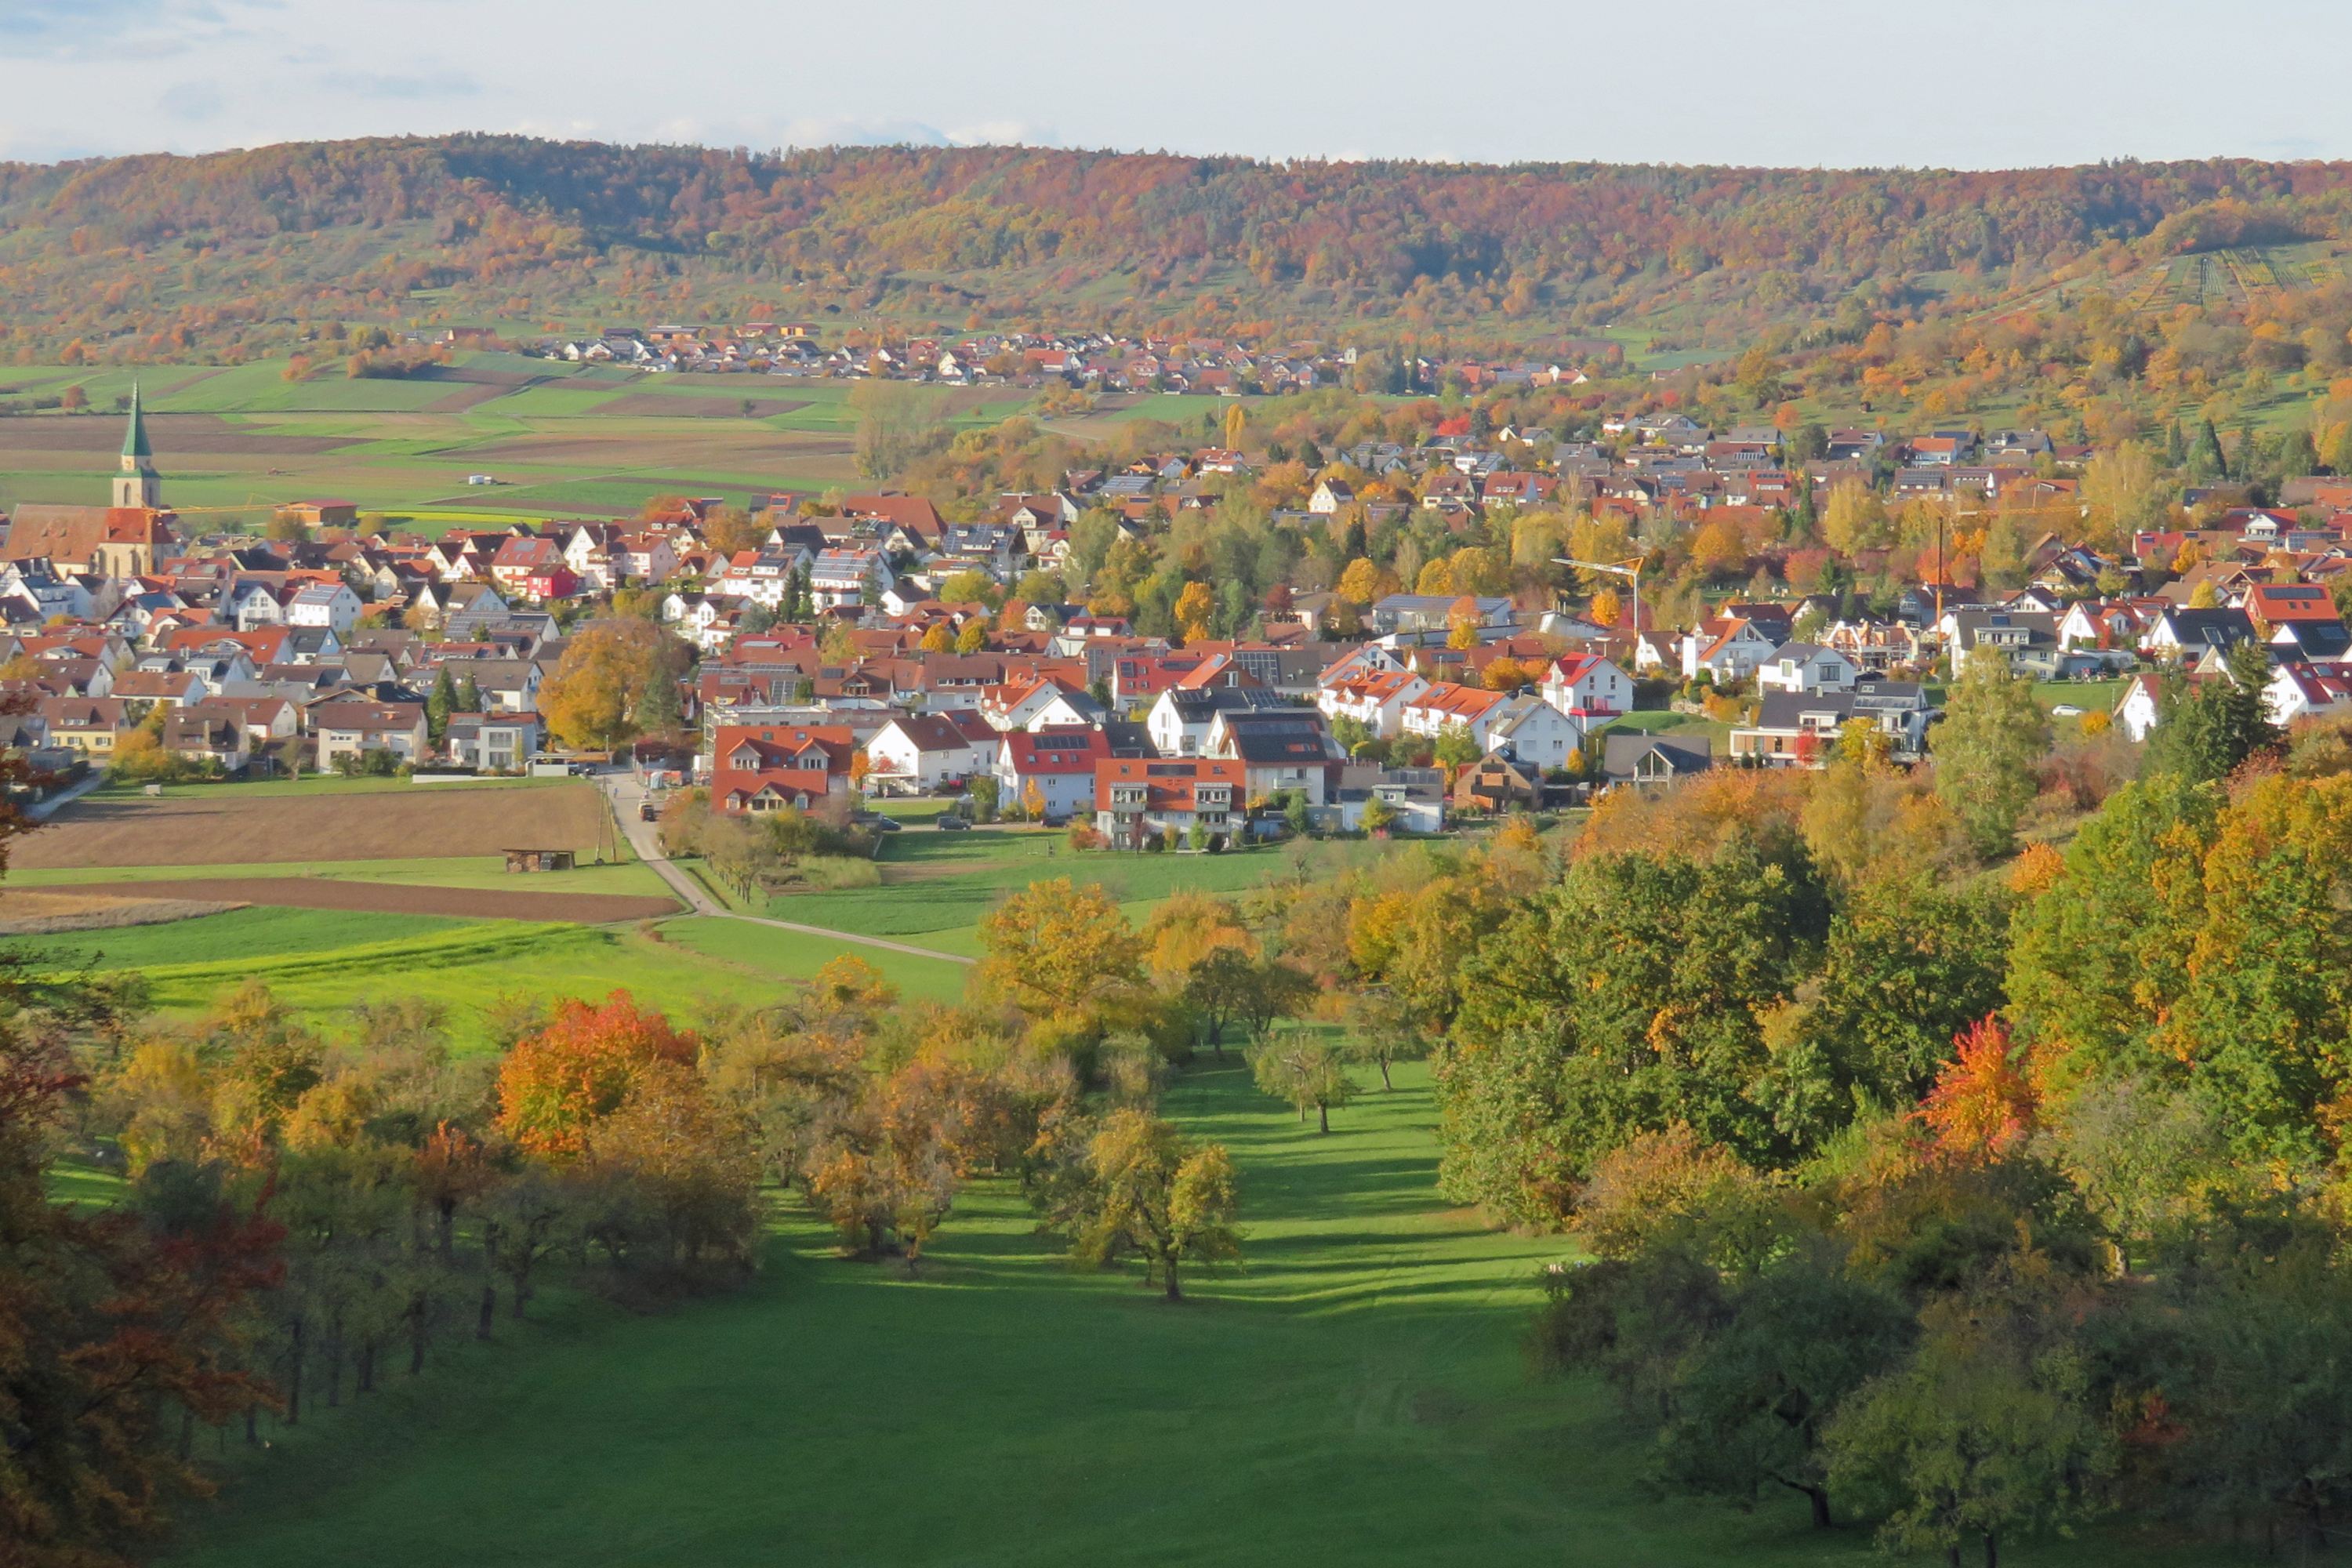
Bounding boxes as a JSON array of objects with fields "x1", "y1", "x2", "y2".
[{"x1": 17, "y1": 784, "x2": 612, "y2": 869}]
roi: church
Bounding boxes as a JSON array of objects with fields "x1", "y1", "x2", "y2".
[{"x1": 0, "y1": 386, "x2": 180, "y2": 576}]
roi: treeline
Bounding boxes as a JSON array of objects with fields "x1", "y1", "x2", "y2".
[
  {"x1": 1406, "y1": 676, "x2": 2352, "y2": 1557},
  {"x1": 9, "y1": 135, "x2": 2352, "y2": 361}
]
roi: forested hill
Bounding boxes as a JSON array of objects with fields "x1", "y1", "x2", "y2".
[{"x1": 6, "y1": 134, "x2": 2352, "y2": 361}]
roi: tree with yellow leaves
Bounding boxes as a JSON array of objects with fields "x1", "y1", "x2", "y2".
[
  {"x1": 1415, "y1": 558, "x2": 1455, "y2": 594},
  {"x1": 1174, "y1": 580, "x2": 1215, "y2": 644},
  {"x1": 1142, "y1": 890, "x2": 1255, "y2": 987},
  {"x1": 1335, "y1": 557, "x2": 1399, "y2": 606},
  {"x1": 920, "y1": 622, "x2": 952, "y2": 653},
  {"x1": 956, "y1": 619, "x2": 988, "y2": 654},
  {"x1": 538, "y1": 618, "x2": 678, "y2": 751},
  {"x1": 977, "y1": 877, "x2": 1143, "y2": 1017},
  {"x1": 1223, "y1": 401, "x2": 1246, "y2": 452}
]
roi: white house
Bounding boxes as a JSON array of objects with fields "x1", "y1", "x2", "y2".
[
  {"x1": 809, "y1": 549, "x2": 891, "y2": 612},
  {"x1": 864, "y1": 710, "x2": 998, "y2": 795},
  {"x1": 715, "y1": 548, "x2": 813, "y2": 608},
  {"x1": 1755, "y1": 641, "x2": 1860, "y2": 695},
  {"x1": 979, "y1": 674, "x2": 1102, "y2": 733},
  {"x1": 1146, "y1": 684, "x2": 1289, "y2": 757},
  {"x1": 994, "y1": 727, "x2": 1111, "y2": 820},
  {"x1": 2114, "y1": 673, "x2": 2166, "y2": 742},
  {"x1": 1316, "y1": 668, "x2": 1429, "y2": 740},
  {"x1": 1540, "y1": 653, "x2": 1633, "y2": 723},
  {"x1": 1681, "y1": 617, "x2": 1778, "y2": 682},
  {"x1": 285, "y1": 582, "x2": 362, "y2": 638},
  {"x1": 1398, "y1": 681, "x2": 1512, "y2": 749},
  {"x1": 1484, "y1": 695, "x2": 1585, "y2": 769},
  {"x1": 2267, "y1": 661, "x2": 2352, "y2": 728}
]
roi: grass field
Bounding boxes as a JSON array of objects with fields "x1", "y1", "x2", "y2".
[
  {"x1": 30, "y1": 910, "x2": 971, "y2": 1046},
  {"x1": 753, "y1": 827, "x2": 1388, "y2": 946},
  {"x1": 4, "y1": 906, "x2": 466, "y2": 971},
  {"x1": 160, "y1": 1062, "x2": 2234, "y2": 1568}
]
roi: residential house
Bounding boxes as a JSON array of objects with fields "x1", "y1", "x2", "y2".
[
  {"x1": 1944, "y1": 607, "x2": 2060, "y2": 675},
  {"x1": 445, "y1": 712, "x2": 543, "y2": 772},
  {"x1": 158, "y1": 707, "x2": 251, "y2": 773},
  {"x1": 1328, "y1": 763, "x2": 1447, "y2": 833},
  {"x1": 37, "y1": 696, "x2": 134, "y2": 757},
  {"x1": 1204, "y1": 709, "x2": 1339, "y2": 805},
  {"x1": 1092, "y1": 757, "x2": 1244, "y2": 847},
  {"x1": 980, "y1": 673, "x2": 1102, "y2": 733},
  {"x1": 1755, "y1": 641, "x2": 1860, "y2": 695},
  {"x1": 2114, "y1": 673, "x2": 2168, "y2": 742},
  {"x1": 1601, "y1": 732, "x2": 1714, "y2": 789},
  {"x1": 1539, "y1": 653, "x2": 1634, "y2": 725},
  {"x1": 285, "y1": 582, "x2": 362, "y2": 637},
  {"x1": 995, "y1": 726, "x2": 1111, "y2": 820},
  {"x1": 1146, "y1": 684, "x2": 1290, "y2": 757},
  {"x1": 310, "y1": 700, "x2": 430, "y2": 768},
  {"x1": 809, "y1": 549, "x2": 892, "y2": 612},
  {"x1": 710, "y1": 723, "x2": 855, "y2": 812},
  {"x1": 1316, "y1": 668, "x2": 1429, "y2": 740},
  {"x1": 1730, "y1": 682, "x2": 1934, "y2": 767},
  {"x1": 1681, "y1": 616, "x2": 1778, "y2": 682},
  {"x1": 863, "y1": 710, "x2": 998, "y2": 795}
]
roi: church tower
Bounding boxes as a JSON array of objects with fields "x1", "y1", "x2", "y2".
[{"x1": 112, "y1": 383, "x2": 161, "y2": 510}]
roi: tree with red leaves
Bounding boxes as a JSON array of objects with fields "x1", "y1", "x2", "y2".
[
  {"x1": 494, "y1": 990, "x2": 699, "y2": 1159},
  {"x1": 0, "y1": 1019, "x2": 281, "y2": 1567},
  {"x1": 1918, "y1": 1014, "x2": 2037, "y2": 1163}
]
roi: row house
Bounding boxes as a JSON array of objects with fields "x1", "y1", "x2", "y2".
[
  {"x1": 710, "y1": 723, "x2": 855, "y2": 813},
  {"x1": 1093, "y1": 757, "x2": 1244, "y2": 847}
]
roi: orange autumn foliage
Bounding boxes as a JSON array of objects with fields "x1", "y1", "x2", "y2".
[
  {"x1": 1918, "y1": 1014, "x2": 2036, "y2": 1163},
  {"x1": 494, "y1": 989, "x2": 699, "y2": 1158}
]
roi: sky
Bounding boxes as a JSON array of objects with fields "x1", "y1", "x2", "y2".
[{"x1": 7, "y1": 0, "x2": 2352, "y2": 171}]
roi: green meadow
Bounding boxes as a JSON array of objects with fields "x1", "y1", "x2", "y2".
[{"x1": 159, "y1": 1063, "x2": 2235, "y2": 1568}]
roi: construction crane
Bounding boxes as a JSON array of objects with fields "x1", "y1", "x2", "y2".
[{"x1": 1558, "y1": 554, "x2": 1650, "y2": 638}]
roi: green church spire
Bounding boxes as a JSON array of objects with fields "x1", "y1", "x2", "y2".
[{"x1": 122, "y1": 383, "x2": 151, "y2": 461}]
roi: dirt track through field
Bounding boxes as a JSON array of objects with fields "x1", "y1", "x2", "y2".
[
  {"x1": 85, "y1": 877, "x2": 678, "y2": 924},
  {"x1": 18, "y1": 785, "x2": 612, "y2": 869}
]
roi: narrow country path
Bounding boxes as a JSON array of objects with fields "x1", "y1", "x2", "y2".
[{"x1": 596, "y1": 769, "x2": 975, "y2": 966}]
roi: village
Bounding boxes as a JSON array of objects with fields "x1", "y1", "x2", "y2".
[{"x1": 3, "y1": 373, "x2": 2346, "y2": 854}]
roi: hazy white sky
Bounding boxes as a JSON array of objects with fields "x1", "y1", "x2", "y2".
[{"x1": 6, "y1": 0, "x2": 2351, "y2": 170}]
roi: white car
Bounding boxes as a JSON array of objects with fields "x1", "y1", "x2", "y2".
[{"x1": 2051, "y1": 703, "x2": 2084, "y2": 717}]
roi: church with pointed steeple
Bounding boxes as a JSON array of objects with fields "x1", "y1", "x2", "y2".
[
  {"x1": 0, "y1": 390, "x2": 179, "y2": 575},
  {"x1": 113, "y1": 383, "x2": 162, "y2": 509}
]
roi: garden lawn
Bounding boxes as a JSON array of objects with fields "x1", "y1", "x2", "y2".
[{"x1": 162, "y1": 1063, "x2": 2235, "y2": 1568}]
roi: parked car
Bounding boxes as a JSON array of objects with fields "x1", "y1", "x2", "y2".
[
  {"x1": 2051, "y1": 703, "x2": 2084, "y2": 717},
  {"x1": 936, "y1": 815, "x2": 971, "y2": 831}
]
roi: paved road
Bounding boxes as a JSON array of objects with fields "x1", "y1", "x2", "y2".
[
  {"x1": 597, "y1": 771, "x2": 973, "y2": 967},
  {"x1": 25, "y1": 771, "x2": 104, "y2": 822}
]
